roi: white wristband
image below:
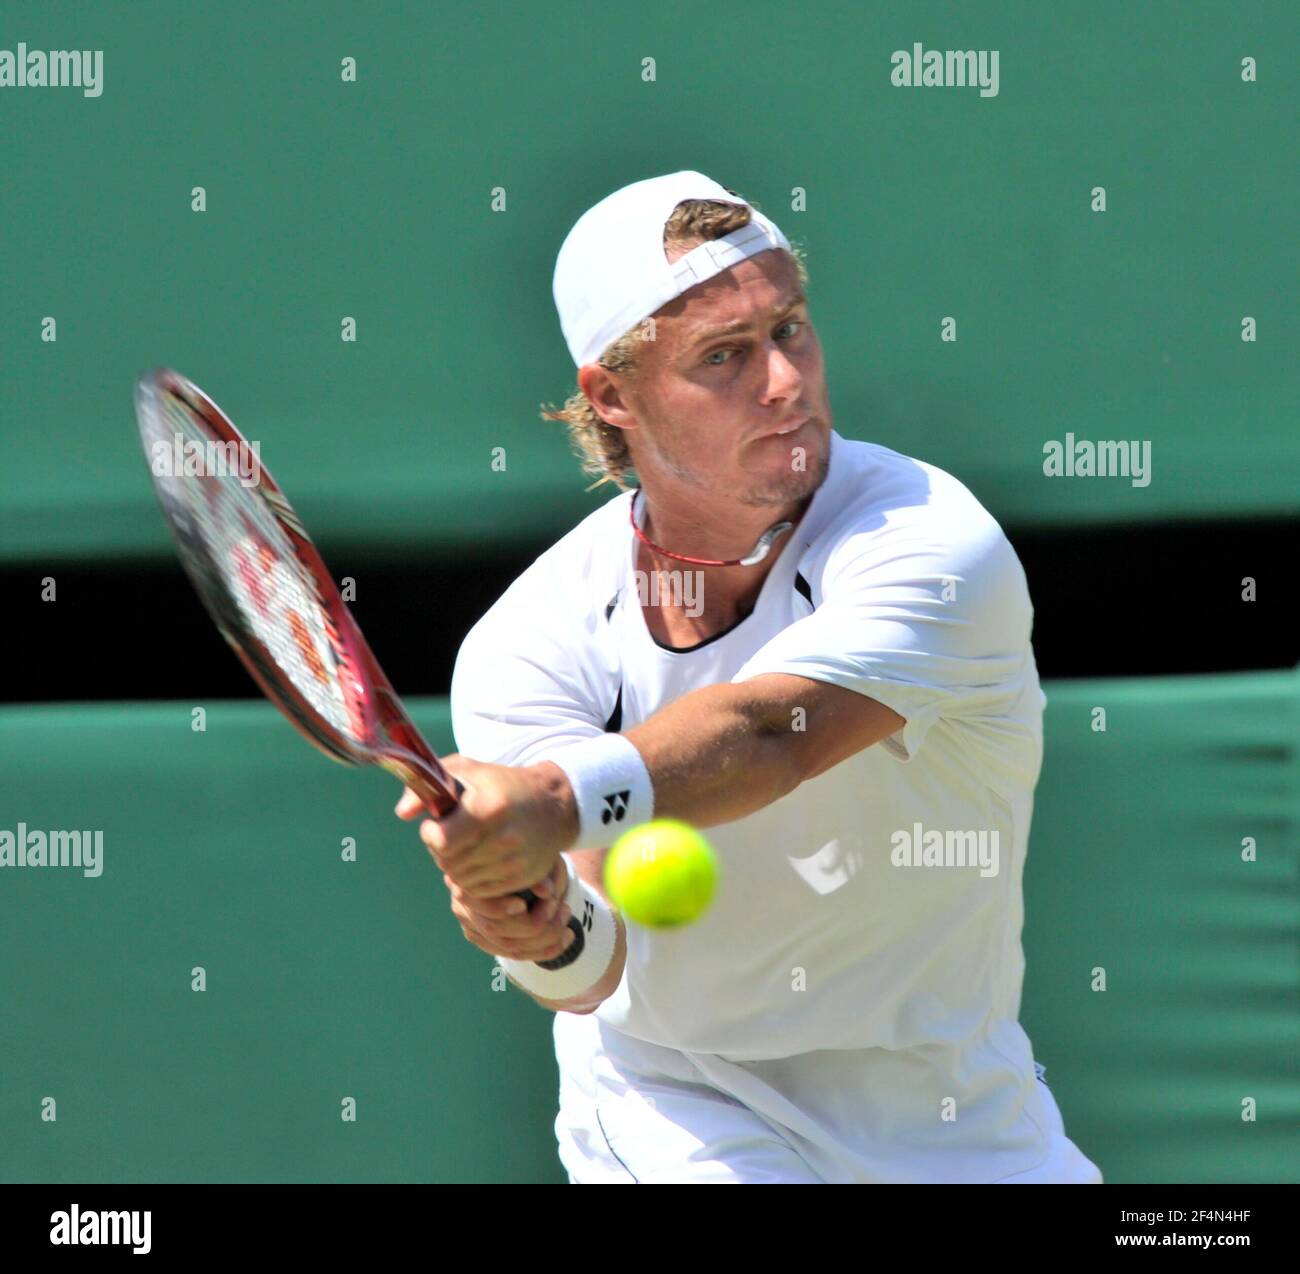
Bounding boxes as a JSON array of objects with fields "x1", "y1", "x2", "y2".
[
  {"x1": 548, "y1": 733, "x2": 654, "y2": 848},
  {"x1": 499, "y1": 854, "x2": 620, "y2": 1001}
]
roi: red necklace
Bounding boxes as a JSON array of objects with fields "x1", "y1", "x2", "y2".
[{"x1": 629, "y1": 489, "x2": 793, "y2": 567}]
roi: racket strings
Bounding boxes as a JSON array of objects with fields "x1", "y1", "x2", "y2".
[{"x1": 142, "y1": 386, "x2": 364, "y2": 744}]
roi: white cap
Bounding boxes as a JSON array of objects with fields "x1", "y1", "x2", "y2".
[{"x1": 552, "y1": 170, "x2": 792, "y2": 368}]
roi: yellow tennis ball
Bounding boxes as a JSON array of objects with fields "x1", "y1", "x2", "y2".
[{"x1": 604, "y1": 819, "x2": 719, "y2": 929}]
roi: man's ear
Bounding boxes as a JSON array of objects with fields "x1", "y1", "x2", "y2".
[{"x1": 578, "y1": 363, "x2": 637, "y2": 430}]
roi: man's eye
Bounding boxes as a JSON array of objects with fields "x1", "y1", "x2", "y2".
[{"x1": 703, "y1": 322, "x2": 802, "y2": 366}]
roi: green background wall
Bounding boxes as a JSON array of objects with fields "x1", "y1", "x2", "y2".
[
  {"x1": 2, "y1": 0, "x2": 1296, "y2": 565},
  {"x1": 1, "y1": 673, "x2": 1296, "y2": 1183},
  {"x1": 2, "y1": 1, "x2": 1295, "y2": 1184}
]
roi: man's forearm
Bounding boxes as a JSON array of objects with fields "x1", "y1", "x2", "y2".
[
  {"x1": 622, "y1": 682, "x2": 804, "y2": 828},
  {"x1": 502, "y1": 676, "x2": 903, "y2": 1014},
  {"x1": 519, "y1": 687, "x2": 798, "y2": 1012},
  {"x1": 602, "y1": 675, "x2": 904, "y2": 831}
]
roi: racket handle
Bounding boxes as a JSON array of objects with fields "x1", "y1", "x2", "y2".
[
  {"x1": 509, "y1": 886, "x2": 586, "y2": 969},
  {"x1": 447, "y1": 775, "x2": 585, "y2": 966}
]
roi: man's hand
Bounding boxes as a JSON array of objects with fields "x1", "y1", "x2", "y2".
[
  {"x1": 440, "y1": 853, "x2": 578, "y2": 963},
  {"x1": 393, "y1": 754, "x2": 578, "y2": 898}
]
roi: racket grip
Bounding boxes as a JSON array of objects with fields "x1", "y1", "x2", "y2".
[
  {"x1": 443, "y1": 778, "x2": 585, "y2": 968},
  {"x1": 409, "y1": 771, "x2": 462, "y2": 818},
  {"x1": 512, "y1": 887, "x2": 587, "y2": 970}
]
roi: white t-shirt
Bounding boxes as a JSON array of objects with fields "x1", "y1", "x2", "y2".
[{"x1": 451, "y1": 431, "x2": 1048, "y2": 1067}]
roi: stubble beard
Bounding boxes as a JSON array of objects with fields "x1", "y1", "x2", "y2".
[
  {"x1": 736, "y1": 439, "x2": 830, "y2": 508},
  {"x1": 633, "y1": 423, "x2": 831, "y2": 509}
]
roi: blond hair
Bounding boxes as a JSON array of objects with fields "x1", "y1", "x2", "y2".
[{"x1": 540, "y1": 195, "x2": 809, "y2": 492}]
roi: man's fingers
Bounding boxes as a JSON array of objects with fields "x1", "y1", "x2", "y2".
[
  {"x1": 516, "y1": 926, "x2": 579, "y2": 961},
  {"x1": 395, "y1": 757, "x2": 482, "y2": 822},
  {"x1": 454, "y1": 894, "x2": 575, "y2": 960},
  {"x1": 417, "y1": 806, "x2": 488, "y2": 861},
  {"x1": 448, "y1": 879, "x2": 566, "y2": 931},
  {"x1": 459, "y1": 864, "x2": 536, "y2": 900},
  {"x1": 443, "y1": 875, "x2": 530, "y2": 920},
  {"x1": 449, "y1": 891, "x2": 568, "y2": 941},
  {"x1": 396, "y1": 786, "x2": 471, "y2": 825},
  {"x1": 435, "y1": 849, "x2": 537, "y2": 900},
  {"x1": 393, "y1": 787, "x2": 425, "y2": 820},
  {"x1": 459, "y1": 913, "x2": 572, "y2": 961},
  {"x1": 487, "y1": 929, "x2": 576, "y2": 962}
]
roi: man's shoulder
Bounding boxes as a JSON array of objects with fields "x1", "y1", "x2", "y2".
[
  {"x1": 812, "y1": 434, "x2": 1004, "y2": 555},
  {"x1": 451, "y1": 492, "x2": 628, "y2": 757},
  {"x1": 459, "y1": 488, "x2": 631, "y2": 653}
]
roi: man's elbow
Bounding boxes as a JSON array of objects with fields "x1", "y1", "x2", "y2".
[{"x1": 756, "y1": 719, "x2": 812, "y2": 806}]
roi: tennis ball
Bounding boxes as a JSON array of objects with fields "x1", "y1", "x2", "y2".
[{"x1": 604, "y1": 819, "x2": 718, "y2": 929}]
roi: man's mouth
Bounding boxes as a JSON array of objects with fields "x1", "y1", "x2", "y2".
[{"x1": 760, "y1": 415, "x2": 809, "y2": 440}]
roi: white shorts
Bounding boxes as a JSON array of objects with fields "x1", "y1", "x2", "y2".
[{"x1": 553, "y1": 1011, "x2": 1103, "y2": 1184}]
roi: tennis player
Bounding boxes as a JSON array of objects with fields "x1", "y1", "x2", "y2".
[{"x1": 396, "y1": 170, "x2": 1103, "y2": 1184}]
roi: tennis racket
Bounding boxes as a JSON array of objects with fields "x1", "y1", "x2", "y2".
[{"x1": 133, "y1": 367, "x2": 583, "y2": 968}]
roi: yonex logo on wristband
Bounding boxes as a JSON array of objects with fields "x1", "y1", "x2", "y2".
[
  {"x1": 600, "y1": 791, "x2": 631, "y2": 823},
  {"x1": 551, "y1": 736, "x2": 652, "y2": 846}
]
